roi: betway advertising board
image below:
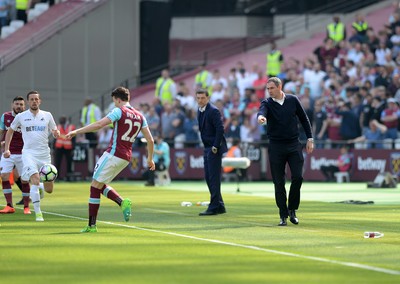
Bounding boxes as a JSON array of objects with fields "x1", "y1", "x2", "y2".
[{"x1": 71, "y1": 146, "x2": 399, "y2": 182}]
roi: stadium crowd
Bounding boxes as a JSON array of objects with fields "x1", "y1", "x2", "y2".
[{"x1": 131, "y1": 5, "x2": 400, "y2": 151}]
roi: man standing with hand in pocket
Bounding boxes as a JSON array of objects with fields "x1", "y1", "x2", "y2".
[{"x1": 196, "y1": 88, "x2": 227, "y2": 216}]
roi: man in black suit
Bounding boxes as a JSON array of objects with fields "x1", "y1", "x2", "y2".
[
  {"x1": 257, "y1": 77, "x2": 314, "y2": 226},
  {"x1": 196, "y1": 88, "x2": 228, "y2": 216}
]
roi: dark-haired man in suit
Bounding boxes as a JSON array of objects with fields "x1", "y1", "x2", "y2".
[{"x1": 196, "y1": 88, "x2": 228, "y2": 216}]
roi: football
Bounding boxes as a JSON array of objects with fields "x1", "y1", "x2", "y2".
[{"x1": 39, "y1": 164, "x2": 58, "y2": 182}]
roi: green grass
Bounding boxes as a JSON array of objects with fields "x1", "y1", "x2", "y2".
[{"x1": 1, "y1": 181, "x2": 400, "y2": 284}]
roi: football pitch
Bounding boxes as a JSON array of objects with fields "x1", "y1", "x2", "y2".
[{"x1": 1, "y1": 180, "x2": 399, "y2": 284}]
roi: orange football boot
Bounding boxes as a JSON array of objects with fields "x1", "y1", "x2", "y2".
[{"x1": 0, "y1": 205, "x2": 16, "y2": 214}]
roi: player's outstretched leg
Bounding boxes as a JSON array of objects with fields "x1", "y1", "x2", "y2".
[
  {"x1": 102, "y1": 185, "x2": 131, "y2": 222},
  {"x1": 121, "y1": 198, "x2": 132, "y2": 222}
]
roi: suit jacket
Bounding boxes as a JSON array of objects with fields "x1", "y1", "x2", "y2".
[{"x1": 198, "y1": 103, "x2": 228, "y2": 154}]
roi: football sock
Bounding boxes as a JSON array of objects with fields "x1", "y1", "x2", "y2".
[
  {"x1": 2, "y1": 180, "x2": 13, "y2": 207},
  {"x1": 15, "y1": 177, "x2": 23, "y2": 191},
  {"x1": 22, "y1": 183, "x2": 30, "y2": 208},
  {"x1": 102, "y1": 185, "x2": 122, "y2": 206},
  {"x1": 88, "y1": 186, "x2": 101, "y2": 226},
  {"x1": 30, "y1": 184, "x2": 41, "y2": 213}
]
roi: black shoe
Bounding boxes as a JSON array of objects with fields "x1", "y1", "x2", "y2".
[
  {"x1": 217, "y1": 207, "x2": 226, "y2": 214},
  {"x1": 278, "y1": 218, "x2": 287, "y2": 226},
  {"x1": 16, "y1": 198, "x2": 24, "y2": 205},
  {"x1": 289, "y1": 210, "x2": 299, "y2": 225},
  {"x1": 199, "y1": 210, "x2": 218, "y2": 216},
  {"x1": 144, "y1": 182, "x2": 155, "y2": 186}
]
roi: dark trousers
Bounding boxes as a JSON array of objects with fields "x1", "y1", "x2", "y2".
[
  {"x1": 143, "y1": 162, "x2": 166, "y2": 184},
  {"x1": 320, "y1": 165, "x2": 339, "y2": 181},
  {"x1": 203, "y1": 147, "x2": 225, "y2": 211},
  {"x1": 268, "y1": 141, "x2": 304, "y2": 218},
  {"x1": 55, "y1": 148, "x2": 73, "y2": 178}
]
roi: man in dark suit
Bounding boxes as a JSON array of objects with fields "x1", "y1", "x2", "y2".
[{"x1": 196, "y1": 88, "x2": 228, "y2": 216}]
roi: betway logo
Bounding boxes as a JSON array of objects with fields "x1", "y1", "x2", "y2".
[
  {"x1": 357, "y1": 157, "x2": 386, "y2": 172},
  {"x1": 190, "y1": 155, "x2": 204, "y2": 168},
  {"x1": 310, "y1": 157, "x2": 337, "y2": 170}
]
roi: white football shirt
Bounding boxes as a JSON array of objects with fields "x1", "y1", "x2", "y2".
[{"x1": 10, "y1": 109, "x2": 57, "y2": 156}]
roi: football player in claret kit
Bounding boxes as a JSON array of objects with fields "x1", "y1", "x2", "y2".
[
  {"x1": 4, "y1": 91, "x2": 60, "y2": 222},
  {"x1": 66, "y1": 86, "x2": 155, "y2": 233},
  {"x1": 0, "y1": 96, "x2": 33, "y2": 215}
]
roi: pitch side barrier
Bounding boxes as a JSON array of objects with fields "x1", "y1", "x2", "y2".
[{"x1": 64, "y1": 142, "x2": 399, "y2": 182}]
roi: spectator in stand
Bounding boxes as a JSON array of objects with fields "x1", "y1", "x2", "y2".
[
  {"x1": 390, "y1": 25, "x2": 400, "y2": 58},
  {"x1": 352, "y1": 13, "x2": 369, "y2": 42},
  {"x1": 54, "y1": 116, "x2": 76, "y2": 181},
  {"x1": 80, "y1": 97, "x2": 101, "y2": 149},
  {"x1": 176, "y1": 81, "x2": 196, "y2": 110},
  {"x1": 0, "y1": 0, "x2": 11, "y2": 33},
  {"x1": 326, "y1": 15, "x2": 346, "y2": 45},
  {"x1": 236, "y1": 67, "x2": 253, "y2": 99},
  {"x1": 211, "y1": 69, "x2": 228, "y2": 91},
  {"x1": 248, "y1": 63, "x2": 261, "y2": 83},
  {"x1": 299, "y1": 96, "x2": 313, "y2": 141},
  {"x1": 235, "y1": 61, "x2": 248, "y2": 78},
  {"x1": 335, "y1": 40, "x2": 349, "y2": 68},
  {"x1": 155, "y1": 69, "x2": 177, "y2": 106},
  {"x1": 266, "y1": 42, "x2": 284, "y2": 78},
  {"x1": 227, "y1": 89, "x2": 246, "y2": 119},
  {"x1": 375, "y1": 41, "x2": 392, "y2": 66},
  {"x1": 320, "y1": 145, "x2": 352, "y2": 182},
  {"x1": 318, "y1": 38, "x2": 338, "y2": 71},
  {"x1": 144, "y1": 106, "x2": 160, "y2": 137},
  {"x1": 160, "y1": 102, "x2": 175, "y2": 146},
  {"x1": 227, "y1": 68, "x2": 238, "y2": 96},
  {"x1": 381, "y1": 97, "x2": 400, "y2": 139},
  {"x1": 304, "y1": 62, "x2": 326, "y2": 101},
  {"x1": 225, "y1": 115, "x2": 241, "y2": 141},
  {"x1": 143, "y1": 135, "x2": 170, "y2": 187},
  {"x1": 374, "y1": 65, "x2": 392, "y2": 88},
  {"x1": 347, "y1": 42, "x2": 365, "y2": 65},
  {"x1": 336, "y1": 101, "x2": 362, "y2": 143},
  {"x1": 253, "y1": 70, "x2": 268, "y2": 101},
  {"x1": 319, "y1": 98, "x2": 343, "y2": 148},
  {"x1": 345, "y1": 60, "x2": 358, "y2": 79},
  {"x1": 183, "y1": 108, "x2": 200, "y2": 148},
  {"x1": 194, "y1": 63, "x2": 212, "y2": 93},
  {"x1": 349, "y1": 119, "x2": 387, "y2": 149},
  {"x1": 16, "y1": 0, "x2": 31, "y2": 23},
  {"x1": 314, "y1": 98, "x2": 328, "y2": 148},
  {"x1": 244, "y1": 92, "x2": 261, "y2": 117},
  {"x1": 240, "y1": 117, "x2": 253, "y2": 143},
  {"x1": 210, "y1": 82, "x2": 225, "y2": 104},
  {"x1": 215, "y1": 99, "x2": 231, "y2": 131},
  {"x1": 388, "y1": 2, "x2": 400, "y2": 26},
  {"x1": 366, "y1": 28, "x2": 380, "y2": 53},
  {"x1": 170, "y1": 100, "x2": 186, "y2": 149}
]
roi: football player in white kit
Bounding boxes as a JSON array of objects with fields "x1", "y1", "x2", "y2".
[{"x1": 4, "y1": 91, "x2": 60, "y2": 221}]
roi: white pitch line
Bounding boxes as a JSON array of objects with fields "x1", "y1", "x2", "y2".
[{"x1": 41, "y1": 210, "x2": 400, "y2": 276}]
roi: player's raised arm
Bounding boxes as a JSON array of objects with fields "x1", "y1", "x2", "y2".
[{"x1": 66, "y1": 117, "x2": 111, "y2": 139}]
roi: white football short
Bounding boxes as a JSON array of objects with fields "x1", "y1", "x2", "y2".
[
  {"x1": 0, "y1": 154, "x2": 23, "y2": 175},
  {"x1": 21, "y1": 152, "x2": 51, "y2": 181},
  {"x1": 93, "y1": 152, "x2": 129, "y2": 184}
]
